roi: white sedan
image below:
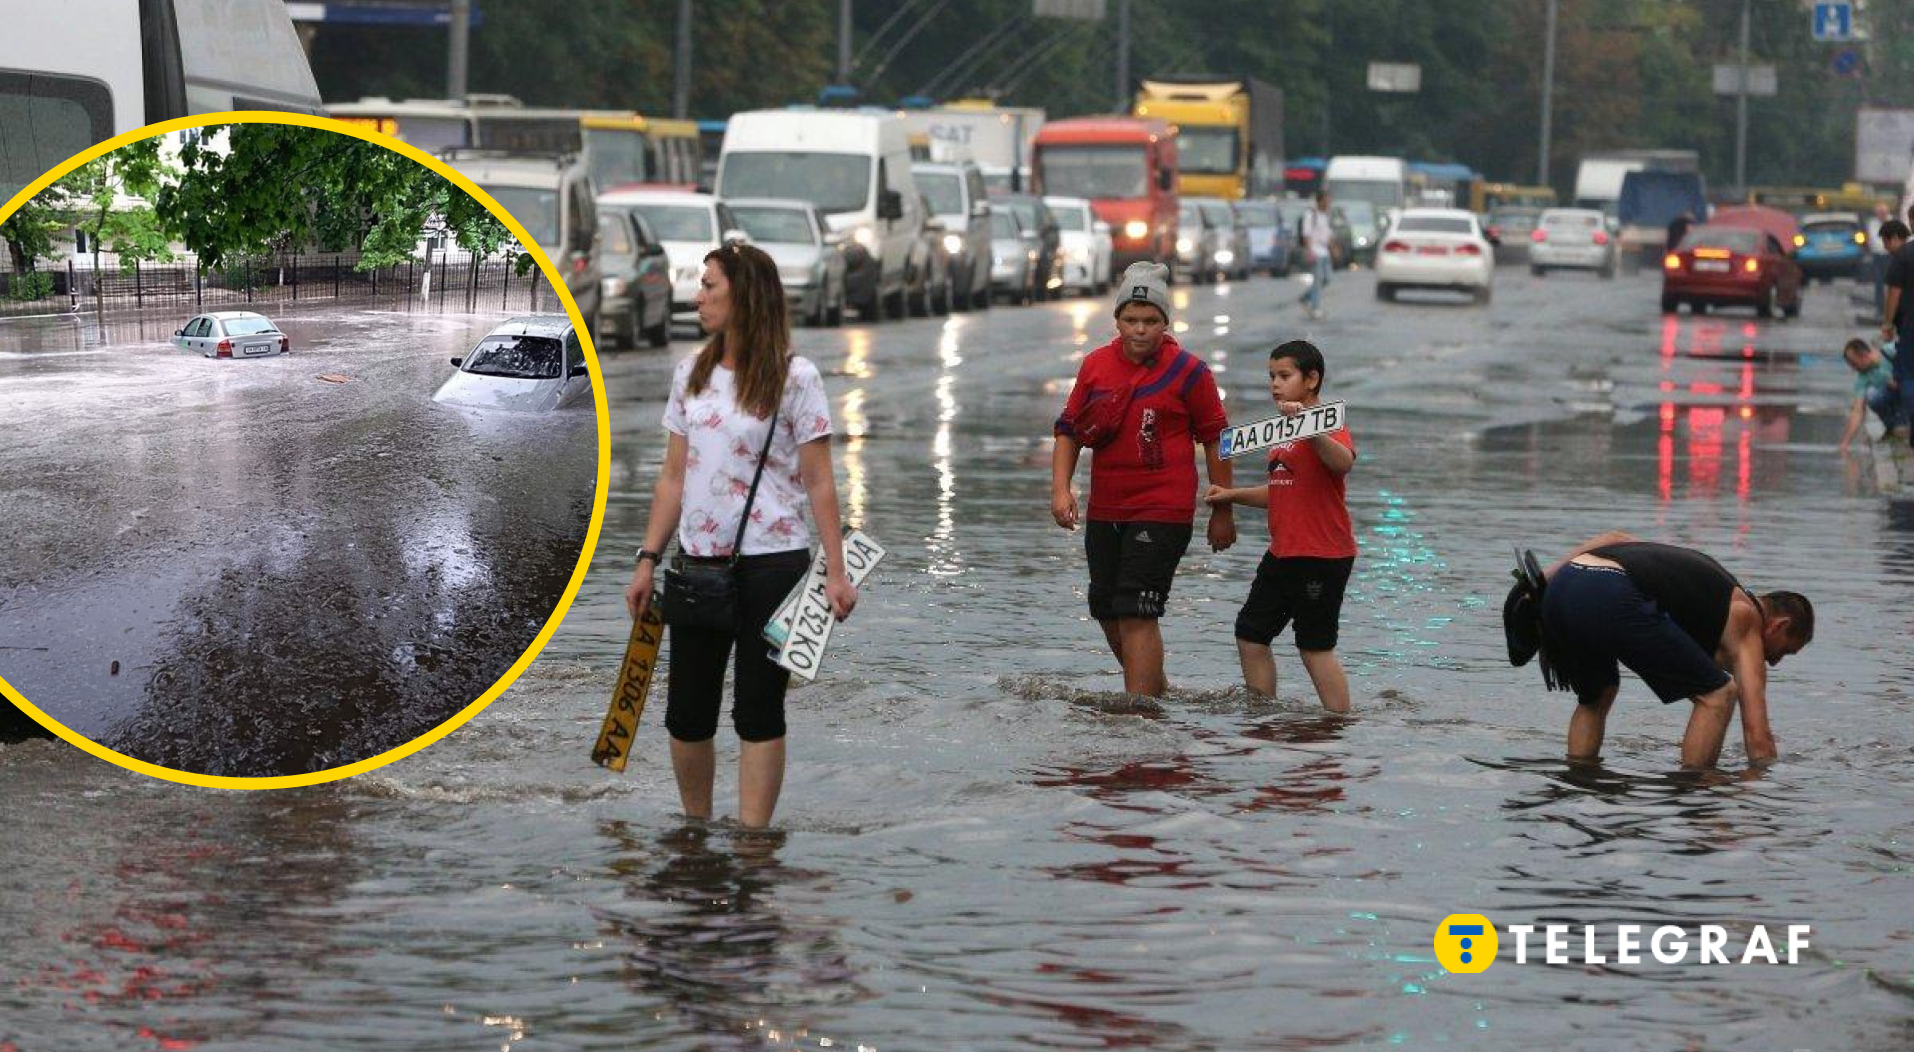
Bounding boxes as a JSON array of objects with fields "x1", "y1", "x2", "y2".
[
  {"x1": 172, "y1": 311, "x2": 289, "y2": 358},
  {"x1": 1044, "y1": 195, "x2": 1113, "y2": 296},
  {"x1": 1374, "y1": 208, "x2": 1495, "y2": 305},
  {"x1": 432, "y1": 315, "x2": 593, "y2": 412}
]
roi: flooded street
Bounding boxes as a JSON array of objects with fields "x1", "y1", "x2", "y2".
[
  {"x1": 4, "y1": 269, "x2": 1911, "y2": 1050},
  {"x1": 0, "y1": 310, "x2": 596, "y2": 775}
]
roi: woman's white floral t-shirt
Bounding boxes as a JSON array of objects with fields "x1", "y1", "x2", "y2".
[{"x1": 664, "y1": 355, "x2": 834, "y2": 557}]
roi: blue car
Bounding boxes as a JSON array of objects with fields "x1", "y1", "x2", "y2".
[
  {"x1": 1793, "y1": 212, "x2": 1867, "y2": 282},
  {"x1": 1235, "y1": 199, "x2": 1293, "y2": 277}
]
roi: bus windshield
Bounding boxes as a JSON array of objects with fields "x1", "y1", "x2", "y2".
[
  {"x1": 584, "y1": 127, "x2": 651, "y2": 190},
  {"x1": 1038, "y1": 146, "x2": 1147, "y2": 199},
  {"x1": 1176, "y1": 127, "x2": 1239, "y2": 176}
]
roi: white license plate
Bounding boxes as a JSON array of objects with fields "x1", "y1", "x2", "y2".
[
  {"x1": 1219, "y1": 401, "x2": 1346, "y2": 460},
  {"x1": 1696, "y1": 260, "x2": 1729, "y2": 273},
  {"x1": 764, "y1": 530, "x2": 886, "y2": 681},
  {"x1": 1415, "y1": 246, "x2": 1447, "y2": 256}
]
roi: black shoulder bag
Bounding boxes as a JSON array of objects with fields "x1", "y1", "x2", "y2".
[{"x1": 660, "y1": 406, "x2": 780, "y2": 632}]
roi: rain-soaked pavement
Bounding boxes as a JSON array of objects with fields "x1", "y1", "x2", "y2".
[
  {"x1": 0, "y1": 309, "x2": 596, "y2": 775},
  {"x1": 3, "y1": 267, "x2": 1911, "y2": 1050}
]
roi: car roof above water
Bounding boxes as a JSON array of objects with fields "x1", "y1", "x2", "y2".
[{"x1": 490, "y1": 314, "x2": 574, "y2": 339}]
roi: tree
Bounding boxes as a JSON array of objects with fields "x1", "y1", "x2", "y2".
[
  {"x1": 157, "y1": 124, "x2": 525, "y2": 274},
  {"x1": 1, "y1": 193, "x2": 70, "y2": 275},
  {"x1": 56, "y1": 137, "x2": 175, "y2": 316}
]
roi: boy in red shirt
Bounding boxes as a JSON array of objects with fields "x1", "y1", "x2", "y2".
[
  {"x1": 1053, "y1": 261, "x2": 1235, "y2": 697},
  {"x1": 1205, "y1": 340, "x2": 1356, "y2": 713}
]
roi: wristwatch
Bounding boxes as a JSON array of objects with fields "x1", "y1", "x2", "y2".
[{"x1": 636, "y1": 548, "x2": 662, "y2": 567}]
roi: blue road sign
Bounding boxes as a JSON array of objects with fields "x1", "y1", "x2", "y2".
[
  {"x1": 1833, "y1": 48, "x2": 1865, "y2": 78},
  {"x1": 1813, "y1": 1, "x2": 1854, "y2": 42}
]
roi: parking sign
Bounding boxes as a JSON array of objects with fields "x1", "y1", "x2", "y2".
[{"x1": 1813, "y1": 1, "x2": 1853, "y2": 42}]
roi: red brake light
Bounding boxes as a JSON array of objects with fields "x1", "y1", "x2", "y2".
[
  {"x1": 1592, "y1": 231, "x2": 1609, "y2": 246},
  {"x1": 1382, "y1": 239, "x2": 1411, "y2": 254},
  {"x1": 1531, "y1": 229, "x2": 1547, "y2": 243},
  {"x1": 1454, "y1": 243, "x2": 1483, "y2": 256},
  {"x1": 217, "y1": 338, "x2": 232, "y2": 358},
  {"x1": 280, "y1": 336, "x2": 290, "y2": 352}
]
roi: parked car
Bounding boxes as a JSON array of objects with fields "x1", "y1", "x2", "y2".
[
  {"x1": 172, "y1": 311, "x2": 289, "y2": 358},
  {"x1": 1189, "y1": 196, "x2": 1250, "y2": 281},
  {"x1": 1374, "y1": 208, "x2": 1495, "y2": 304},
  {"x1": 442, "y1": 149, "x2": 602, "y2": 335},
  {"x1": 1793, "y1": 212, "x2": 1868, "y2": 283},
  {"x1": 598, "y1": 189, "x2": 743, "y2": 321},
  {"x1": 1660, "y1": 212, "x2": 1804, "y2": 318},
  {"x1": 906, "y1": 193, "x2": 956, "y2": 317},
  {"x1": 727, "y1": 197, "x2": 848, "y2": 327},
  {"x1": 1485, "y1": 206, "x2": 1543, "y2": 265},
  {"x1": 988, "y1": 206, "x2": 1039, "y2": 305},
  {"x1": 914, "y1": 160, "x2": 994, "y2": 311},
  {"x1": 1276, "y1": 198, "x2": 1313, "y2": 273},
  {"x1": 595, "y1": 210, "x2": 673, "y2": 348},
  {"x1": 1235, "y1": 199, "x2": 1293, "y2": 276},
  {"x1": 1043, "y1": 195, "x2": 1113, "y2": 296},
  {"x1": 992, "y1": 192, "x2": 1062, "y2": 299},
  {"x1": 1175, "y1": 199, "x2": 1216, "y2": 283},
  {"x1": 433, "y1": 314, "x2": 593, "y2": 412},
  {"x1": 1529, "y1": 207, "x2": 1617, "y2": 277},
  {"x1": 1338, "y1": 200, "x2": 1382, "y2": 266}
]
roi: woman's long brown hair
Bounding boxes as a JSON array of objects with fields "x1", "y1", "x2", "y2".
[{"x1": 685, "y1": 243, "x2": 791, "y2": 419}]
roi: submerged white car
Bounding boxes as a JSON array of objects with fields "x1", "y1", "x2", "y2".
[
  {"x1": 172, "y1": 311, "x2": 289, "y2": 358},
  {"x1": 1374, "y1": 208, "x2": 1495, "y2": 304},
  {"x1": 432, "y1": 315, "x2": 593, "y2": 412}
]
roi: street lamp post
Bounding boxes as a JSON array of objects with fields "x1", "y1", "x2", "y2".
[
  {"x1": 838, "y1": 0, "x2": 853, "y2": 83},
  {"x1": 447, "y1": 0, "x2": 470, "y2": 100},
  {"x1": 1113, "y1": 0, "x2": 1130, "y2": 112},
  {"x1": 1734, "y1": 0, "x2": 1750, "y2": 195},
  {"x1": 673, "y1": 0, "x2": 693, "y2": 119},
  {"x1": 1538, "y1": 0, "x2": 1556, "y2": 188}
]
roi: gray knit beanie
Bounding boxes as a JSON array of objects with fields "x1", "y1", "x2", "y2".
[{"x1": 1113, "y1": 260, "x2": 1171, "y2": 320}]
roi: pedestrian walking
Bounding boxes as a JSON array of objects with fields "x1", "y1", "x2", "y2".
[
  {"x1": 1052, "y1": 261, "x2": 1235, "y2": 697},
  {"x1": 625, "y1": 242, "x2": 857, "y2": 829},
  {"x1": 1878, "y1": 215, "x2": 1914, "y2": 445},
  {"x1": 1517, "y1": 532, "x2": 1812, "y2": 770},
  {"x1": 1866, "y1": 201, "x2": 1893, "y2": 321},
  {"x1": 1204, "y1": 340, "x2": 1357, "y2": 713},
  {"x1": 1298, "y1": 191, "x2": 1334, "y2": 320},
  {"x1": 1665, "y1": 211, "x2": 1695, "y2": 253}
]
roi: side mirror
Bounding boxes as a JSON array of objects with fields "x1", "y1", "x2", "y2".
[
  {"x1": 1157, "y1": 169, "x2": 1172, "y2": 192},
  {"x1": 878, "y1": 189, "x2": 904, "y2": 221},
  {"x1": 925, "y1": 218, "x2": 946, "y2": 233},
  {"x1": 450, "y1": 357, "x2": 463, "y2": 367},
  {"x1": 972, "y1": 200, "x2": 990, "y2": 218},
  {"x1": 823, "y1": 231, "x2": 846, "y2": 247},
  {"x1": 722, "y1": 228, "x2": 749, "y2": 245},
  {"x1": 643, "y1": 242, "x2": 666, "y2": 258},
  {"x1": 569, "y1": 364, "x2": 589, "y2": 378},
  {"x1": 1093, "y1": 221, "x2": 1111, "y2": 236},
  {"x1": 174, "y1": 329, "x2": 184, "y2": 336}
]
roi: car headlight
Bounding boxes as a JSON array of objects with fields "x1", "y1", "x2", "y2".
[
  {"x1": 1355, "y1": 237, "x2": 1370, "y2": 248},
  {"x1": 851, "y1": 226, "x2": 876, "y2": 249},
  {"x1": 1123, "y1": 219, "x2": 1150, "y2": 240},
  {"x1": 943, "y1": 233, "x2": 964, "y2": 256},
  {"x1": 1176, "y1": 238, "x2": 1193, "y2": 254},
  {"x1": 1214, "y1": 249, "x2": 1235, "y2": 265},
  {"x1": 602, "y1": 276, "x2": 628, "y2": 298}
]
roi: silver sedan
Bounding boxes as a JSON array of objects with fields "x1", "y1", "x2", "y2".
[{"x1": 171, "y1": 311, "x2": 289, "y2": 358}]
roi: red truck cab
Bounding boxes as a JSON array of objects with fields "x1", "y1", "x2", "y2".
[{"x1": 1031, "y1": 117, "x2": 1178, "y2": 276}]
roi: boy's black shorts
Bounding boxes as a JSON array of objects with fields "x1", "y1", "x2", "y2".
[
  {"x1": 1085, "y1": 520, "x2": 1192, "y2": 620},
  {"x1": 1234, "y1": 553, "x2": 1355, "y2": 651}
]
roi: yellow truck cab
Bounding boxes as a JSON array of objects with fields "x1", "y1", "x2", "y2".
[{"x1": 1132, "y1": 79, "x2": 1284, "y2": 200}]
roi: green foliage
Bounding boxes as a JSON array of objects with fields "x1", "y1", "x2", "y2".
[
  {"x1": 7, "y1": 270, "x2": 54, "y2": 302},
  {"x1": 1, "y1": 195, "x2": 71, "y2": 273},
  {"x1": 159, "y1": 124, "x2": 521, "y2": 272},
  {"x1": 57, "y1": 138, "x2": 177, "y2": 274}
]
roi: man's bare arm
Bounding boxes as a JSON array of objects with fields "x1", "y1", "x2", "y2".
[{"x1": 1727, "y1": 600, "x2": 1777, "y2": 765}]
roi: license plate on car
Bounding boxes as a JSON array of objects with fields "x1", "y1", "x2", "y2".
[
  {"x1": 1219, "y1": 402, "x2": 1346, "y2": 460},
  {"x1": 1415, "y1": 246, "x2": 1447, "y2": 256},
  {"x1": 1696, "y1": 260, "x2": 1729, "y2": 273}
]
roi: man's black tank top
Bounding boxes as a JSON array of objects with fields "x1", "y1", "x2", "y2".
[{"x1": 1588, "y1": 542, "x2": 1740, "y2": 651}]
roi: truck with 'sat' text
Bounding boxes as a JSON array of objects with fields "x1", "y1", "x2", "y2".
[
  {"x1": 1031, "y1": 116, "x2": 1178, "y2": 276},
  {"x1": 897, "y1": 100, "x2": 1045, "y2": 193},
  {"x1": 1131, "y1": 78, "x2": 1284, "y2": 200}
]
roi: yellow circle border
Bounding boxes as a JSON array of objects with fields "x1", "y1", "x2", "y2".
[{"x1": 0, "y1": 111, "x2": 612, "y2": 790}]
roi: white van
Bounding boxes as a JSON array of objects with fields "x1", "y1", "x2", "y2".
[
  {"x1": 719, "y1": 108, "x2": 922, "y2": 321},
  {"x1": 2, "y1": 0, "x2": 325, "y2": 203},
  {"x1": 1323, "y1": 155, "x2": 1408, "y2": 222},
  {"x1": 1572, "y1": 158, "x2": 1644, "y2": 219}
]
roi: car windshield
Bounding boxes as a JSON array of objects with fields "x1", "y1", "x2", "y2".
[
  {"x1": 990, "y1": 212, "x2": 1019, "y2": 238},
  {"x1": 222, "y1": 316, "x2": 279, "y2": 335},
  {"x1": 1179, "y1": 204, "x2": 1202, "y2": 226},
  {"x1": 482, "y1": 186, "x2": 559, "y2": 245},
  {"x1": 730, "y1": 206, "x2": 814, "y2": 244},
  {"x1": 1051, "y1": 206, "x2": 1086, "y2": 231},
  {"x1": 1396, "y1": 216, "x2": 1474, "y2": 235},
  {"x1": 1682, "y1": 227, "x2": 1762, "y2": 254},
  {"x1": 598, "y1": 216, "x2": 633, "y2": 254},
  {"x1": 916, "y1": 171, "x2": 964, "y2": 215},
  {"x1": 1000, "y1": 198, "x2": 1042, "y2": 230},
  {"x1": 1339, "y1": 202, "x2": 1377, "y2": 228},
  {"x1": 1238, "y1": 202, "x2": 1279, "y2": 225},
  {"x1": 1177, "y1": 127, "x2": 1238, "y2": 175},
  {"x1": 1038, "y1": 145, "x2": 1147, "y2": 199},
  {"x1": 632, "y1": 204, "x2": 714, "y2": 242},
  {"x1": 1804, "y1": 220, "x2": 1858, "y2": 235},
  {"x1": 719, "y1": 151, "x2": 871, "y2": 214},
  {"x1": 462, "y1": 335, "x2": 563, "y2": 380},
  {"x1": 1198, "y1": 201, "x2": 1233, "y2": 225}
]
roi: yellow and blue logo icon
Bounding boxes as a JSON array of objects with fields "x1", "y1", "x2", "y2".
[{"x1": 1433, "y1": 913, "x2": 1498, "y2": 973}]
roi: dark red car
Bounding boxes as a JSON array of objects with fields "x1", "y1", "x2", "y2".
[{"x1": 1659, "y1": 205, "x2": 1804, "y2": 318}]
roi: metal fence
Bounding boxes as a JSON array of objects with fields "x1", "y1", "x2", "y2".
[{"x1": 0, "y1": 252, "x2": 557, "y2": 319}]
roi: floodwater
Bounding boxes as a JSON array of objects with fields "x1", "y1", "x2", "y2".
[
  {"x1": 0, "y1": 309, "x2": 596, "y2": 775},
  {"x1": 3, "y1": 269, "x2": 1911, "y2": 1050}
]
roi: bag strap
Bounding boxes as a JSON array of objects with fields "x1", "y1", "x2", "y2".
[{"x1": 727, "y1": 403, "x2": 780, "y2": 565}]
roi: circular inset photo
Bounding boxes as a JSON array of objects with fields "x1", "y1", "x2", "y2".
[{"x1": 0, "y1": 114, "x2": 608, "y2": 786}]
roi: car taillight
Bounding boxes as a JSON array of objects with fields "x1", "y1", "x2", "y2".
[
  {"x1": 1743, "y1": 258, "x2": 1759, "y2": 273},
  {"x1": 1531, "y1": 229, "x2": 1547, "y2": 243},
  {"x1": 217, "y1": 338, "x2": 233, "y2": 358},
  {"x1": 1454, "y1": 243, "x2": 1483, "y2": 256},
  {"x1": 1663, "y1": 254, "x2": 1681, "y2": 270},
  {"x1": 280, "y1": 336, "x2": 290, "y2": 352},
  {"x1": 1382, "y1": 240, "x2": 1411, "y2": 254},
  {"x1": 1592, "y1": 231, "x2": 1609, "y2": 246}
]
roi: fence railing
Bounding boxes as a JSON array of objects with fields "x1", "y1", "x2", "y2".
[{"x1": 0, "y1": 253, "x2": 556, "y2": 319}]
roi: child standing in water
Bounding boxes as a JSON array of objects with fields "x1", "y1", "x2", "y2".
[{"x1": 1205, "y1": 340, "x2": 1357, "y2": 713}]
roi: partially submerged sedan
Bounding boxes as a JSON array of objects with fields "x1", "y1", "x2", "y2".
[
  {"x1": 172, "y1": 311, "x2": 290, "y2": 358},
  {"x1": 432, "y1": 315, "x2": 593, "y2": 412}
]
